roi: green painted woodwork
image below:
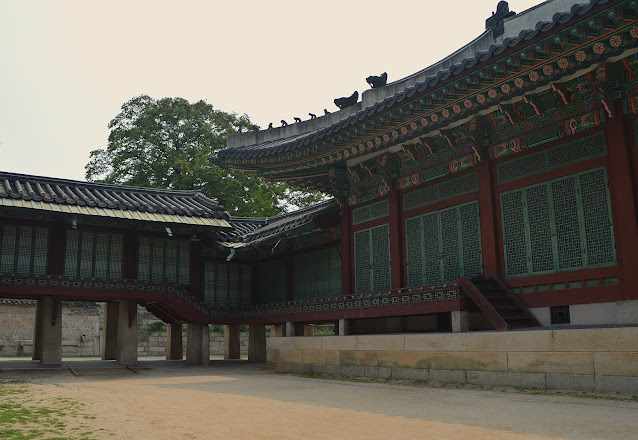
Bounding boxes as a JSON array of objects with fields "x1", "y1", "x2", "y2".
[
  {"x1": 137, "y1": 236, "x2": 190, "y2": 285},
  {"x1": 0, "y1": 224, "x2": 48, "y2": 274},
  {"x1": 354, "y1": 224, "x2": 391, "y2": 293},
  {"x1": 403, "y1": 172, "x2": 478, "y2": 212},
  {"x1": 352, "y1": 200, "x2": 389, "y2": 225},
  {"x1": 405, "y1": 201, "x2": 482, "y2": 286},
  {"x1": 294, "y1": 247, "x2": 341, "y2": 300},
  {"x1": 203, "y1": 262, "x2": 252, "y2": 306},
  {"x1": 501, "y1": 167, "x2": 616, "y2": 278},
  {"x1": 497, "y1": 133, "x2": 606, "y2": 184},
  {"x1": 258, "y1": 259, "x2": 287, "y2": 304},
  {"x1": 64, "y1": 230, "x2": 123, "y2": 279}
]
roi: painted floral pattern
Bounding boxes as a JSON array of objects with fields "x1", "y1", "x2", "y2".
[
  {"x1": 575, "y1": 50, "x2": 587, "y2": 62},
  {"x1": 593, "y1": 43, "x2": 605, "y2": 55},
  {"x1": 488, "y1": 89, "x2": 497, "y2": 98},
  {"x1": 610, "y1": 35, "x2": 622, "y2": 48},
  {"x1": 529, "y1": 71, "x2": 539, "y2": 81},
  {"x1": 558, "y1": 58, "x2": 569, "y2": 70},
  {"x1": 514, "y1": 78, "x2": 524, "y2": 88},
  {"x1": 464, "y1": 99, "x2": 473, "y2": 108},
  {"x1": 543, "y1": 65, "x2": 553, "y2": 76},
  {"x1": 501, "y1": 84, "x2": 510, "y2": 94}
]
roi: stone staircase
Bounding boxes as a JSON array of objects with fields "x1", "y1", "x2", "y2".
[{"x1": 457, "y1": 276, "x2": 540, "y2": 330}]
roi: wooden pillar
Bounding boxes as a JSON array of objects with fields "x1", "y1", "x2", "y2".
[
  {"x1": 224, "y1": 324, "x2": 241, "y2": 359},
  {"x1": 32, "y1": 299, "x2": 44, "y2": 360},
  {"x1": 39, "y1": 297, "x2": 62, "y2": 365},
  {"x1": 477, "y1": 157, "x2": 501, "y2": 277},
  {"x1": 190, "y1": 240, "x2": 202, "y2": 300},
  {"x1": 606, "y1": 102, "x2": 638, "y2": 290},
  {"x1": 340, "y1": 204, "x2": 352, "y2": 296},
  {"x1": 122, "y1": 229, "x2": 138, "y2": 279},
  {"x1": 166, "y1": 323, "x2": 183, "y2": 360},
  {"x1": 115, "y1": 299, "x2": 137, "y2": 366},
  {"x1": 389, "y1": 184, "x2": 403, "y2": 288},
  {"x1": 101, "y1": 302, "x2": 119, "y2": 360},
  {"x1": 248, "y1": 324, "x2": 266, "y2": 361}
]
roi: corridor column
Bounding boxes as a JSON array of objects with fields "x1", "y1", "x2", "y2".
[
  {"x1": 224, "y1": 324, "x2": 241, "y2": 359},
  {"x1": 116, "y1": 299, "x2": 138, "y2": 366},
  {"x1": 35, "y1": 297, "x2": 62, "y2": 365},
  {"x1": 451, "y1": 311, "x2": 469, "y2": 333},
  {"x1": 166, "y1": 323, "x2": 183, "y2": 360},
  {"x1": 338, "y1": 319, "x2": 349, "y2": 336},
  {"x1": 101, "y1": 302, "x2": 119, "y2": 360},
  {"x1": 248, "y1": 324, "x2": 266, "y2": 361}
]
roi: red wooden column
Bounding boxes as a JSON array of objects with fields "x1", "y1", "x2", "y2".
[
  {"x1": 190, "y1": 240, "x2": 202, "y2": 300},
  {"x1": 477, "y1": 157, "x2": 501, "y2": 278},
  {"x1": 340, "y1": 203, "x2": 352, "y2": 296},
  {"x1": 122, "y1": 229, "x2": 138, "y2": 280},
  {"x1": 389, "y1": 183, "x2": 403, "y2": 289},
  {"x1": 605, "y1": 102, "x2": 638, "y2": 291},
  {"x1": 47, "y1": 222, "x2": 66, "y2": 275}
]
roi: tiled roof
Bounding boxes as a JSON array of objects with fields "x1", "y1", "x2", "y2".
[
  {"x1": 0, "y1": 171, "x2": 231, "y2": 228},
  {"x1": 219, "y1": 199, "x2": 339, "y2": 248},
  {"x1": 218, "y1": 0, "x2": 613, "y2": 161}
]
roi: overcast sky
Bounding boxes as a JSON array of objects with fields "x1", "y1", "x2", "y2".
[{"x1": 1, "y1": 0, "x2": 542, "y2": 182}]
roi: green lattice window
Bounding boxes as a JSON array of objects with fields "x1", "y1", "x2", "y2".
[
  {"x1": 352, "y1": 200, "x2": 389, "y2": 225},
  {"x1": 203, "y1": 262, "x2": 251, "y2": 306},
  {"x1": 501, "y1": 167, "x2": 616, "y2": 277},
  {"x1": 258, "y1": 259, "x2": 287, "y2": 304},
  {"x1": 64, "y1": 230, "x2": 123, "y2": 278},
  {"x1": 403, "y1": 173, "x2": 478, "y2": 211},
  {"x1": 294, "y1": 247, "x2": 341, "y2": 300},
  {"x1": 0, "y1": 224, "x2": 48, "y2": 274},
  {"x1": 137, "y1": 236, "x2": 190, "y2": 284},
  {"x1": 405, "y1": 201, "x2": 482, "y2": 286},
  {"x1": 354, "y1": 224, "x2": 391, "y2": 293},
  {"x1": 497, "y1": 133, "x2": 606, "y2": 184}
]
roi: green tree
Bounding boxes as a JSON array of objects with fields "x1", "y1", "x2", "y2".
[{"x1": 86, "y1": 95, "x2": 323, "y2": 216}]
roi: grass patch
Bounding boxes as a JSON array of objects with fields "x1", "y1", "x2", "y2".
[{"x1": 0, "y1": 383, "x2": 99, "y2": 440}]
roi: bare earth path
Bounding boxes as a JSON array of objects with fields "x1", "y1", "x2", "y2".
[{"x1": 3, "y1": 363, "x2": 638, "y2": 439}]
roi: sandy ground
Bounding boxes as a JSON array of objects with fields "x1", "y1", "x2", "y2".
[{"x1": 2, "y1": 362, "x2": 638, "y2": 440}]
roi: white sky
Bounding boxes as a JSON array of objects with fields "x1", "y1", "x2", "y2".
[{"x1": 1, "y1": 0, "x2": 542, "y2": 181}]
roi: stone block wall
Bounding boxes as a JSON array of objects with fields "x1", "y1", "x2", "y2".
[
  {"x1": 267, "y1": 327, "x2": 638, "y2": 393},
  {"x1": 0, "y1": 301, "x2": 100, "y2": 356},
  {"x1": 136, "y1": 331, "x2": 249, "y2": 356}
]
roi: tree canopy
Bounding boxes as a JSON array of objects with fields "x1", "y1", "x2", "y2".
[{"x1": 85, "y1": 95, "x2": 324, "y2": 217}]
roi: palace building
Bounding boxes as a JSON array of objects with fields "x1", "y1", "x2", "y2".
[{"x1": 2, "y1": 0, "x2": 638, "y2": 388}]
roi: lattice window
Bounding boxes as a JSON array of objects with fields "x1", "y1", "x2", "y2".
[
  {"x1": 259, "y1": 259, "x2": 287, "y2": 303},
  {"x1": 352, "y1": 200, "x2": 390, "y2": 225},
  {"x1": 293, "y1": 247, "x2": 341, "y2": 300},
  {"x1": 354, "y1": 224, "x2": 390, "y2": 293},
  {"x1": 403, "y1": 173, "x2": 478, "y2": 211},
  {"x1": 550, "y1": 305, "x2": 570, "y2": 324},
  {"x1": 204, "y1": 262, "x2": 252, "y2": 306},
  {"x1": 0, "y1": 224, "x2": 49, "y2": 274},
  {"x1": 64, "y1": 230, "x2": 124, "y2": 279},
  {"x1": 500, "y1": 167, "x2": 616, "y2": 277},
  {"x1": 497, "y1": 133, "x2": 606, "y2": 184},
  {"x1": 137, "y1": 236, "x2": 190, "y2": 284},
  {"x1": 405, "y1": 201, "x2": 482, "y2": 286}
]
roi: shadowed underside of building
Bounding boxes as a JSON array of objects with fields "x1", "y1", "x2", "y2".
[{"x1": 1, "y1": 0, "x2": 637, "y2": 391}]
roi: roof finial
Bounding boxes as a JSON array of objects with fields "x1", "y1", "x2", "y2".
[{"x1": 486, "y1": 1, "x2": 515, "y2": 38}]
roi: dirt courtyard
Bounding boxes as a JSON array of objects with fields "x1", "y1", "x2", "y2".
[{"x1": 1, "y1": 361, "x2": 637, "y2": 439}]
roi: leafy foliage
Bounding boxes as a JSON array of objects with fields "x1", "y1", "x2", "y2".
[{"x1": 85, "y1": 95, "x2": 324, "y2": 216}]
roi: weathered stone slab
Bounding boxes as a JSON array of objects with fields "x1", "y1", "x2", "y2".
[
  {"x1": 552, "y1": 327, "x2": 638, "y2": 352},
  {"x1": 467, "y1": 371, "x2": 546, "y2": 389},
  {"x1": 429, "y1": 369, "x2": 466, "y2": 384},
  {"x1": 277, "y1": 349, "x2": 303, "y2": 363},
  {"x1": 508, "y1": 352, "x2": 594, "y2": 375},
  {"x1": 267, "y1": 337, "x2": 296, "y2": 350},
  {"x1": 467, "y1": 330, "x2": 552, "y2": 352},
  {"x1": 378, "y1": 350, "x2": 429, "y2": 369},
  {"x1": 595, "y1": 375, "x2": 638, "y2": 394},
  {"x1": 466, "y1": 352, "x2": 507, "y2": 372},
  {"x1": 594, "y1": 352, "x2": 638, "y2": 377},
  {"x1": 404, "y1": 333, "x2": 467, "y2": 352},
  {"x1": 364, "y1": 366, "x2": 392, "y2": 379},
  {"x1": 295, "y1": 337, "x2": 322, "y2": 350},
  {"x1": 546, "y1": 374, "x2": 595, "y2": 391},
  {"x1": 429, "y1": 352, "x2": 468, "y2": 371},
  {"x1": 301, "y1": 349, "x2": 340, "y2": 365},
  {"x1": 340, "y1": 350, "x2": 378, "y2": 366},
  {"x1": 321, "y1": 336, "x2": 357, "y2": 351},
  {"x1": 356, "y1": 334, "x2": 405, "y2": 351},
  {"x1": 391, "y1": 367, "x2": 429, "y2": 381},
  {"x1": 338, "y1": 365, "x2": 365, "y2": 377}
]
